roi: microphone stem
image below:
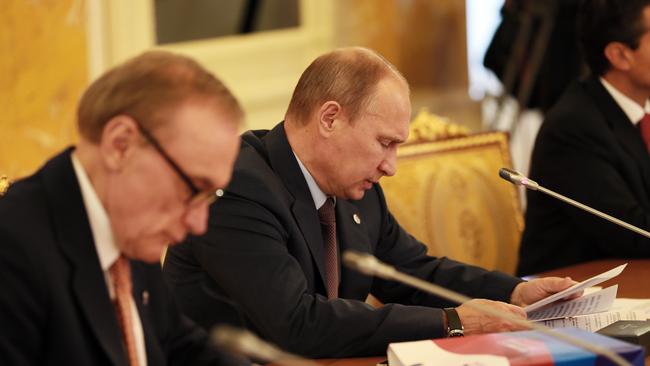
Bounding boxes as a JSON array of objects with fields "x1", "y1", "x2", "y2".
[
  {"x1": 383, "y1": 268, "x2": 631, "y2": 366},
  {"x1": 536, "y1": 185, "x2": 650, "y2": 239}
]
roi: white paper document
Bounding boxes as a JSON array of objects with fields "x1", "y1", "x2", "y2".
[
  {"x1": 540, "y1": 308, "x2": 647, "y2": 332},
  {"x1": 528, "y1": 285, "x2": 618, "y2": 321},
  {"x1": 387, "y1": 340, "x2": 509, "y2": 366},
  {"x1": 524, "y1": 263, "x2": 627, "y2": 313},
  {"x1": 537, "y1": 298, "x2": 650, "y2": 331}
]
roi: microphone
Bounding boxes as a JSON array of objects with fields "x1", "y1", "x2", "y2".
[
  {"x1": 498, "y1": 168, "x2": 650, "y2": 239},
  {"x1": 211, "y1": 325, "x2": 319, "y2": 366},
  {"x1": 342, "y1": 250, "x2": 631, "y2": 366}
]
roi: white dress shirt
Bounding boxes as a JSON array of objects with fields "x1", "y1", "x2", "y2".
[
  {"x1": 294, "y1": 152, "x2": 330, "y2": 210},
  {"x1": 71, "y1": 153, "x2": 147, "y2": 366},
  {"x1": 600, "y1": 77, "x2": 650, "y2": 125}
]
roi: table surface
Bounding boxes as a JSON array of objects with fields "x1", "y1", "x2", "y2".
[
  {"x1": 536, "y1": 259, "x2": 650, "y2": 299},
  {"x1": 311, "y1": 259, "x2": 650, "y2": 366}
]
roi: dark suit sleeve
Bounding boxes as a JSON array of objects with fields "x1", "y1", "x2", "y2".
[
  {"x1": 0, "y1": 228, "x2": 47, "y2": 366},
  {"x1": 164, "y1": 306, "x2": 248, "y2": 366},
  {"x1": 369, "y1": 186, "x2": 522, "y2": 308},
  {"x1": 142, "y1": 263, "x2": 248, "y2": 366},
  {"x1": 531, "y1": 106, "x2": 650, "y2": 257},
  {"x1": 183, "y1": 194, "x2": 447, "y2": 358},
  {"x1": 178, "y1": 184, "x2": 522, "y2": 358}
]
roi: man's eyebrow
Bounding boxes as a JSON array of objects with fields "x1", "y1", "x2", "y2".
[{"x1": 381, "y1": 135, "x2": 406, "y2": 144}]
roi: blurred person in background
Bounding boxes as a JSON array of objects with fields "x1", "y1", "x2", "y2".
[
  {"x1": 519, "y1": 0, "x2": 650, "y2": 275},
  {"x1": 0, "y1": 50, "x2": 246, "y2": 366}
]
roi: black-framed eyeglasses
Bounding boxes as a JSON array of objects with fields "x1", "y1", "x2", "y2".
[{"x1": 134, "y1": 121, "x2": 222, "y2": 208}]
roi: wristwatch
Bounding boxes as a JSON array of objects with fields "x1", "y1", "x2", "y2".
[{"x1": 443, "y1": 307, "x2": 464, "y2": 337}]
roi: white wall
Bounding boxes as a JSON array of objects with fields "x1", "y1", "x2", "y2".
[{"x1": 86, "y1": 0, "x2": 334, "y2": 131}]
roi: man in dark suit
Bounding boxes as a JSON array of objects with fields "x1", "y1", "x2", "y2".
[
  {"x1": 518, "y1": 0, "x2": 650, "y2": 276},
  {"x1": 0, "y1": 51, "x2": 247, "y2": 365},
  {"x1": 164, "y1": 47, "x2": 576, "y2": 358}
]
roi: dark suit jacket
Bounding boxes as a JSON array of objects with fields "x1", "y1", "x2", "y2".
[
  {"x1": 0, "y1": 148, "x2": 246, "y2": 366},
  {"x1": 518, "y1": 78, "x2": 650, "y2": 276},
  {"x1": 163, "y1": 123, "x2": 522, "y2": 358}
]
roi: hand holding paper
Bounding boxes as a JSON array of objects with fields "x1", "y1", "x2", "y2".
[
  {"x1": 524, "y1": 263, "x2": 627, "y2": 313},
  {"x1": 511, "y1": 276, "x2": 581, "y2": 307}
]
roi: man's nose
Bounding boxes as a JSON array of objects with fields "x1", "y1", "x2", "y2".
[
  {"x1": 183, "y1": 202, "x2": 210, "y2": 236},
  {"x1": 379, "y1": 152, "x2": 397, "y2": 177}
]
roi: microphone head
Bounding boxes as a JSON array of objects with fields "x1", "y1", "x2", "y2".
[
  {"x1": 498, "y1": 168, "x2": 522, "y2": 184},
  {"x1": 342, "y1": 250, "x2": 398, "y2": 279},
  {"x1": 342, "y1": 251, "x2": 380, "y2": 276},
  {"x1": 498, "y1": 168, "x2": 539, "y2": 190},
  {"x1": 212, "y1": 325, "x2": 320, "y2": 366},
  {"x1": 211, "y1": 325, "x2": 283, "y2": 362}
]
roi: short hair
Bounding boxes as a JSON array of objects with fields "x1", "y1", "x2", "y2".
[
  {"x1": 578, "y1": 0, "x2": 650, "y2": 76},
  {"x1": 285, "y1": 47, "x2": 408, "y2": 124},
  {"x1": 77, "y1": 50, "x2": 243, "y2": 142}
]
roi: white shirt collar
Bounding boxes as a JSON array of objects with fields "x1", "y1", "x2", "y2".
[
  {"x1": 293, "y1": 152, "x2": 329, "y2": 210},
  {"x1": 71, "y1": 153, "x2": 148, "y2": 366},
  {"x1": 600, "y1": 77, "x2": 650, "y2": 125},
  {"x1": 71, "y1": 152, "x2": 120, "y2": 271}
]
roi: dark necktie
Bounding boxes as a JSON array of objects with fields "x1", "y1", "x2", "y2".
[
  {"x1": 110, "y1": 255, "x2": 140, "y2": 366},
  {"x1": 639, "y1": 114, "x2": 650, "y2": 154},
  {"x1": 318, "y1": 198, "x2": 339, "y2": 299}
]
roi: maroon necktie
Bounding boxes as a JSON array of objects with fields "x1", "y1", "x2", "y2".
[
  {"x1": 639, "y1": 114, "x2": 650, "y2": 154},
  {"x1": 318, "y1": 198, "x2": 339, "y2": 299}
]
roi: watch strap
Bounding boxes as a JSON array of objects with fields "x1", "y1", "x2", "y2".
[{"x1": 443, "y1": 307, "x2": 464, "y2": 337}]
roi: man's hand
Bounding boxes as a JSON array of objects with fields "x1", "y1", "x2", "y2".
[
  {"x1": 510, "y1": 277, "x2": 579, "y2": 307},
  {"x1": 456, "y1": 299, "x2": 528, "y2": 335}
]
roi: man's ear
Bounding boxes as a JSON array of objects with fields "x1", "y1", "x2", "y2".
[
  {"x1": 316, "y1": 101, "x2": 344, "y2": 137},
  {"x1": 98, "y1": 115, "x2": 140, "y2": 171},
  {"x1": 604, "y1": 42, "x2": 634, "y2": 71}
]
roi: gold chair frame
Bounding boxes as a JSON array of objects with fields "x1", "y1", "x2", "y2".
[
  {"x1": 381, "y1": 113, "x2": 523, "y2": 274},
  {"x1": 0, "y1": 175, "x2": 10, "y2": 197}
]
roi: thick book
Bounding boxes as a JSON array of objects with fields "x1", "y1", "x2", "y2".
[{"x1": 387, "y1": 328, "x2": 644, "y2": 366}]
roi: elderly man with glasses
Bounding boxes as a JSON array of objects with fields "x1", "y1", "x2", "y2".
[{"x1": 0, "y1": 50, "x2": 246, "y2": 366}]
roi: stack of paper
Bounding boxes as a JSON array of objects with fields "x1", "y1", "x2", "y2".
[{"x1": 524, "y1": 264, "x2": 650, "y2": 331}]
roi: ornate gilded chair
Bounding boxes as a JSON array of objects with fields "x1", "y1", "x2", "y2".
[
  {"x1": 0, "y1": 175, "x2": 10, "y2": 197},
  {"x1": 380, "y1": 110, "x2": 523, "y2": 274}
]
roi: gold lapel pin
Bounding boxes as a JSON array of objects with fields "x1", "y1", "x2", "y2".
[{"x1": 353, "y1": 214, "x2": 361, "y2": 225}]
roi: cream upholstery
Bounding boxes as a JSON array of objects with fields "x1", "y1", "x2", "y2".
[{"x1": 381, "y1": 110, "x2": 523, "y2": 274}]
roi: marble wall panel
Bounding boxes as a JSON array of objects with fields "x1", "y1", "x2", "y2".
[{"x1": 1, "y1": 0, "x2": 88, "y2": 178}]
